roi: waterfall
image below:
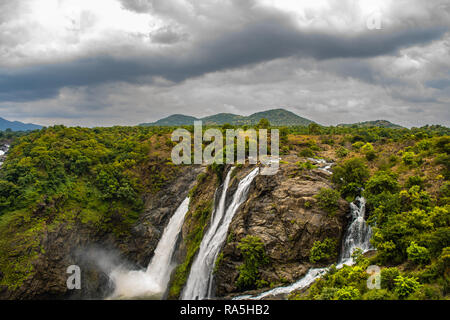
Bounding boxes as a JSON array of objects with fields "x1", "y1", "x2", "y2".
[
  {"x1": 339, "y1": 196, "x2": 373, "y2": 265},
  {"x1": 181, "y1": 167, "x2": 260, "y2": 300},
  {"x1": 108, "y1": 197, "x2": 190, "y2": 299},
  {"x1": 235, "y1": 196, "x2": 372, "y2": 300},
  {"x1": 0, "y1": 144, "x2": 9, "y2": 168}
]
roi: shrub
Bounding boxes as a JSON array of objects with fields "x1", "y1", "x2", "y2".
[
  {"x1": 336, "y1": 146, "x2": 349, "y2": 158},
  {"x1": 365, "y1": 151, "x2": 377, "y2": 161},
  {"x1": 352, "y1": 141, "x2": 365, "y2": 150},
  {"x1": 394, "y1": 275, "x2": 421, "y2": 299},
  {"x1": 361, "y1": 143, "x2": 374, "y2": 153},
  {"x1": 407, "y1": 285, "x2": 442, "y2": 300},
  {"x1": 362, "y1": 289, "x2": 394, "y2": 300},
  {"x1": 405, "y1": 175, "x2": 425, "y2": 189},
  {"x1": 402, "y1": 152, "x2": 417, "y2": 166},
  {"x1": 309, "y1": 238, "x2": 338, "y2": 263},
  {"x1": 299, "y1": 148, "x2": 315, "y2": 158},
  {"x1": 407, "y1": 241, "x2": 431, "y2": 265},
  {"x1": 389, "y1": 154, "x2": 398, "y2": 164},
  {"x1": 297, "y1": 161, "x2": 317, "y2": 171},
  {"x1": 380, "y1": 267, "x2": 400, "y2": 290},
  {"x1": 235, "y1": 236, "x2": 269, "y2": 290},
  {"x1": 334, "y1": 286, "x2": 361, "y2": 300},
  {"x1": 315, "y1": 188, "x2": 340, "y2": 215},
  {"x1": 316, "y1": 287, "x2": 338, "y2": 300}
]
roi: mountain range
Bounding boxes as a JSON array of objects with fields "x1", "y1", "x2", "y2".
[
  {"x1": 337, "y1": 120, "x2": 404, "y2": 129},
  {"x1": 140, "y1": 108, "x2": 404, "y2": 128},
  {"x1": 0, "y1": 117, "x2": 42, "y2": 131},
  {"x1": 140, "y1": 109, "x2": 314, "y2": 127}
]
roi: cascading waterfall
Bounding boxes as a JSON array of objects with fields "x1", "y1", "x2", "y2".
[
  {"x1": 181, "y1": 167, "x2": 260, "y2": 300},
  {"x1": 108, "y1": 197, "x2": 190, "y2": 299},
  {"x1": 339, "y1": 196, "x2": 373, "y2": 264},
  {"x1": 235, "y1": 196, "x2": 372, "y2": 300},
  {"x1": 0, "y1": 144, "x2": 9, "y2": 168}
]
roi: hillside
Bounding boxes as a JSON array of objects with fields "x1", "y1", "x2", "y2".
[
  {"x1": 147, "y1": 114, "x2": 199, "y2": 126},
  {"x1": 245, "y1": 109, "x2": 313, "y2": 126},
  {"x1": 140, "y1": 108, "x2": 314, "y2": 127},
  {"x1": 201, "y1": 113, "x2": 246, "y2": 125},
  {"x1": 337, "y1": 120, "x2": 404, "y2": 129},
  {"x1": 0, "y1": 117, "x2": 42, "y2": 131}
]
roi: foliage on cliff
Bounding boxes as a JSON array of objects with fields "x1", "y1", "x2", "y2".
[
  {"x1": 288, "y1": 127, "x2": 449, "y2": 300},
  {"x1": 0, "y1": 125, "x2": 178, "y2": 290}
]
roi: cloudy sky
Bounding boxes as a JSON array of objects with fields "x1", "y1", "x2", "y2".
[{"x1": 0, "y1": 0, "x2": 449, "y2": 127}]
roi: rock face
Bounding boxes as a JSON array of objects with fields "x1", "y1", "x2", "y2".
[
  {"x1": 214, "y1": 164, "x2": 349, "y2": 297},
  {"x1": 0, "y1": 166, "x2": 204, "y2": 300}
]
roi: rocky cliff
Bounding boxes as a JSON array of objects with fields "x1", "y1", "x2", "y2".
[
  {"x1": 0, "y1": 165, "x2": 204, "y2": 299},
  {"x1": 214, "y1": 163, "x2": 348, "y2": 297}
]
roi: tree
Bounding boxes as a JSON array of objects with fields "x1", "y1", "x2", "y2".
[
  {"x1": 407, "y1": 242, "x2": 430, "y2": 265},
  {"x1": 364, "y1": 171, "x2": 400, "y2": 196},
  {"x1": 394, "y1": 275, "x2": 421, "y2": 299},
  {"x1": 236, "y1": 236, "x2": 269, "y2": 290},
  {"x1": 309, "y1": 238, "x2": 338, "y2": 263},
  {"x1": 308, "y1": 123, "x2": 321, "y2": 135},
  {"x1": 331, "y1": 158, "x2": 370, "y2": 198},
  {"x1": 257, "y1": 118, "x2": 270, "y2": 129}
]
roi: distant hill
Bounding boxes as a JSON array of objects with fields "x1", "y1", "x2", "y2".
[
  {"x1": 0, "y1": 117, "x2": 42, "y2": 131},
  {"x1": 245, "y1": 109, "x2": 312, "y2": 126},
  {"x1": 202, "y1": 113, "x2": 246, "y2": 125},
  {"x1": 337, "y1": 120, "x2": 404, "y2": 129},
  {"x1": 140, "y1": 108, "x2": 314, "y2": 127},
  {"x1": 149, "y1": 114, "x2": 199, "y2": 126}
]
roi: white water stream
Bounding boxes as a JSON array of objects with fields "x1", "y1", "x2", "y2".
[
  {"x1": 181, "y1": 167, "x2": 260, "y2": 300},
  {"x1": 108, "y1": 197, "x2": 190, "y2": 299}
]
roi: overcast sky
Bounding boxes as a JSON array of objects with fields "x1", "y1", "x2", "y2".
[{"x1": 0, "y1": 0, "x2": 449, "y2": 127}]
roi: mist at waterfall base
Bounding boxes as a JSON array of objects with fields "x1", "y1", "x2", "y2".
[
  {"x1": 235, "y1": 196, "x2": 373, "y2": 300},
  {"x1": 107, "y1": 197, "x2": 190, "y2": 299}
]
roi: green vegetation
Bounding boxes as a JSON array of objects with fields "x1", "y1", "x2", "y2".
[
  {"x1": 309, "y1": 238, "x2": 338, "y2": 263},
  {"x1": 288, "y1": 125, "x2": 449, "y2": 300},
  {"x1": 331, "y1": 157, "x2": 370, "y2": 199},
  {"x1": 0, "y1": 125, "x2": 179, "y2": 289},
  {"x1": 315, "y1": 188, "x2": 340, "y2": 216},
  {"x1": 235, "y1": 235, "x2": 270, "y2": 290}
]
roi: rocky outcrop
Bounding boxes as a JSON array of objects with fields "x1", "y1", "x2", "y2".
[{"x1": 214, "y1": 164, "x2": 349, "y2": 297}]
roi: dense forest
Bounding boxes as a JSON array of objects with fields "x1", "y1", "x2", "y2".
[{"x1": 0, "y1": 122, "x2": 448, "y2": 299}]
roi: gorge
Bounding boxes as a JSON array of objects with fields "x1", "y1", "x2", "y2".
[{"x1": 0, "y1": 125, "x2": 448, "y2": 300}]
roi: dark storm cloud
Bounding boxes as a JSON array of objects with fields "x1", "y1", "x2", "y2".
[
  {"x1": 150, "y1": 27, "x2": 188, "y2": 44},
  {"x1": 427, "y1": 77, "x2": 450, "y2": 90},
  {"x1": 1, "y1": 0, "x2": 450, "y2": 127},
  {"x1": 0, "y1": 10, "x2": 447, "y2": 103}
]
